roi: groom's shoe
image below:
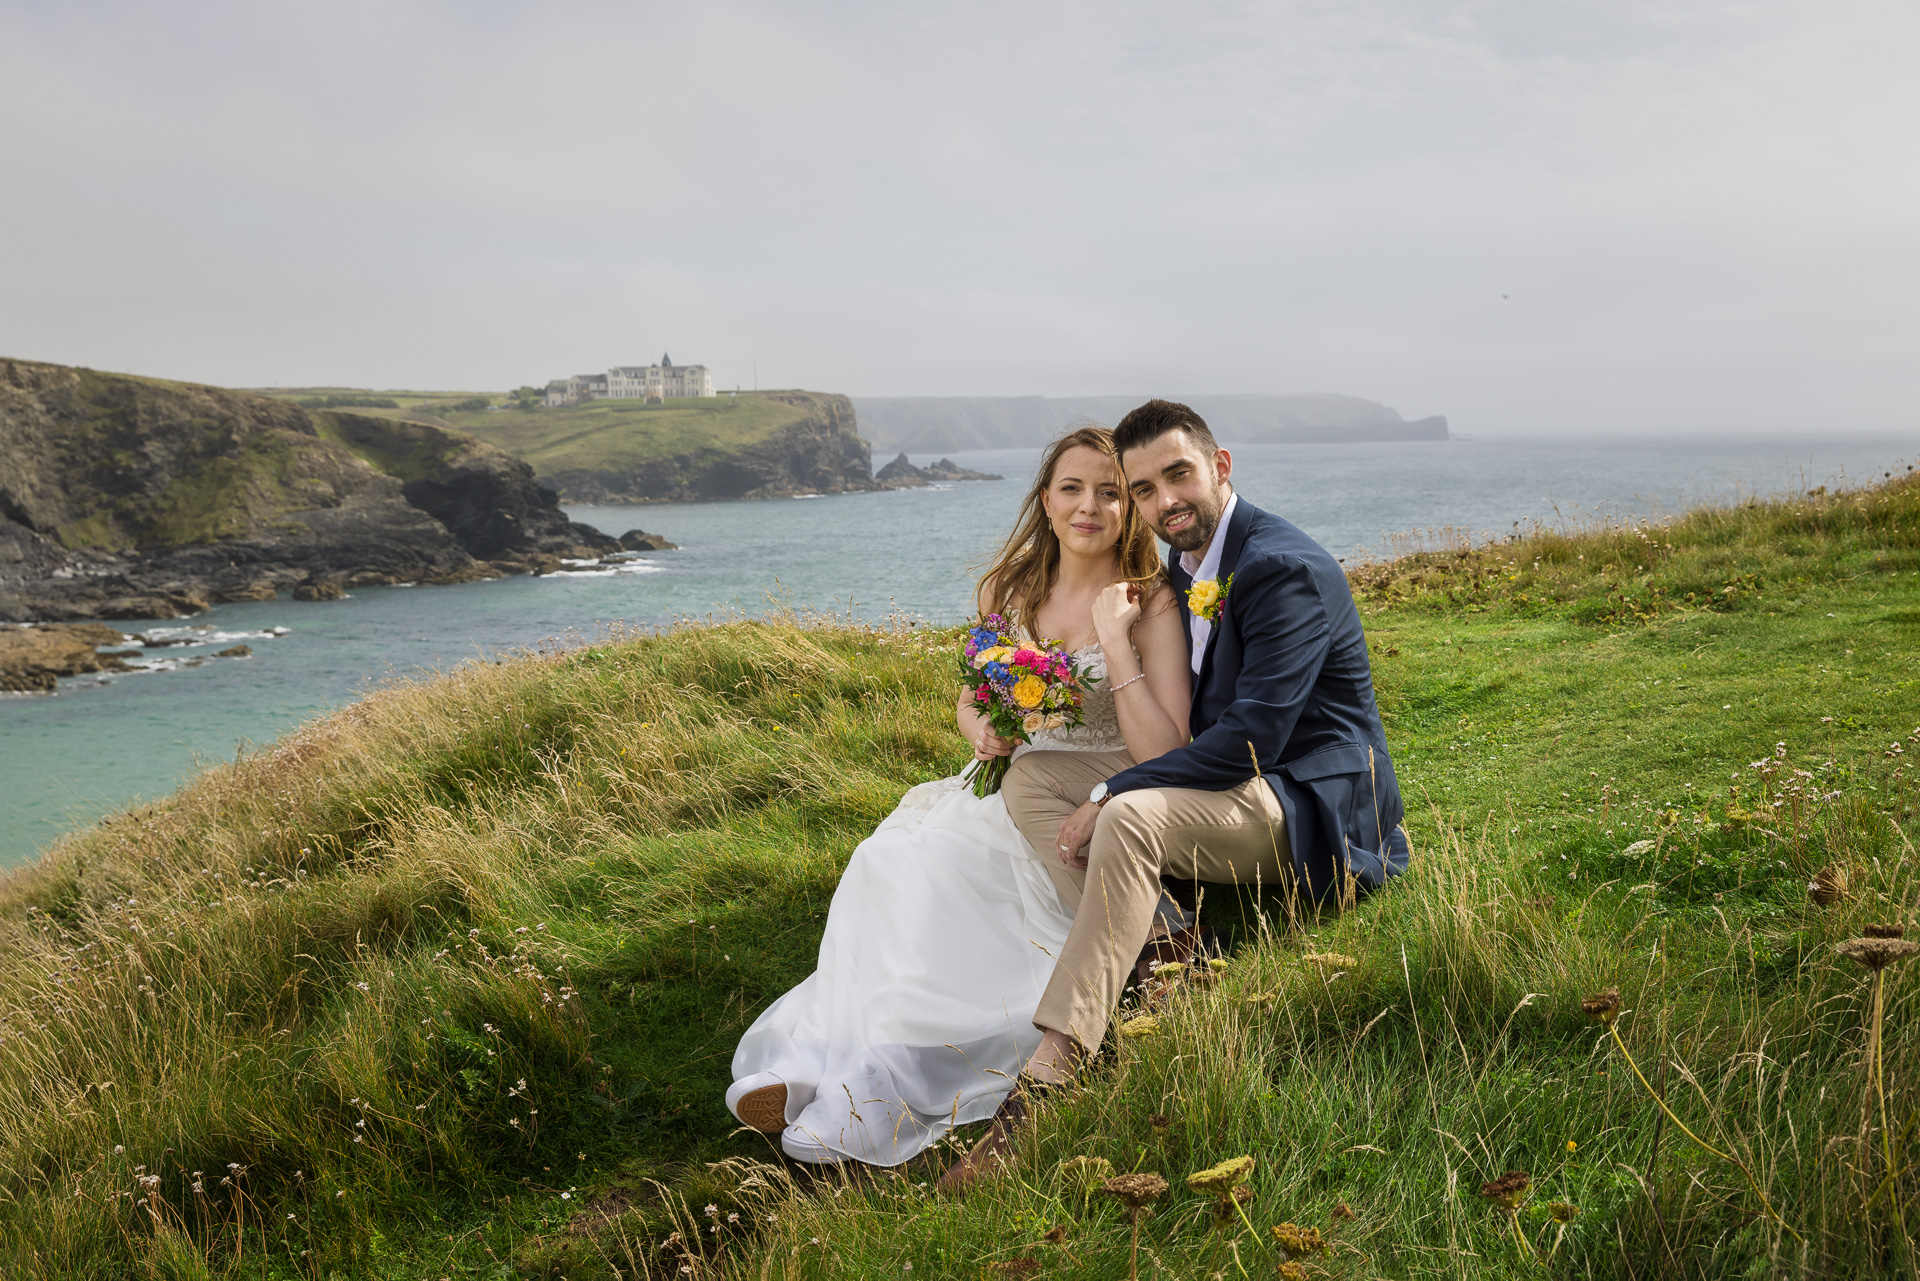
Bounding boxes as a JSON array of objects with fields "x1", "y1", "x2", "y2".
[
  {"x1": 726, "y1": 1072, "x2": 789, "y2": 1133},
  {"x1": 936, "y1": 1073, "x2": 1056, "y2": 1195}
]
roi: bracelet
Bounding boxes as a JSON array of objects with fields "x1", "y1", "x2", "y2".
[{"x1": 1110, "y1": 672, "x2": 1148, "y2": 694}]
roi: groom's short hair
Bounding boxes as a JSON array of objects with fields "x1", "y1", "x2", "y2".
[{"x1": 1113, "y1": 399, "x2": 1219, "y2": 458}]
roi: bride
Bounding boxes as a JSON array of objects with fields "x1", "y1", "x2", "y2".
[{"x1": 726, "y1": 425, "x2": 1192, "y2": 1166}]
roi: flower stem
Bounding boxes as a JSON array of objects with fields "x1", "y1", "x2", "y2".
[{"x1": 1607, "y1": 1023, "x2": 1803, "y2": 1245}]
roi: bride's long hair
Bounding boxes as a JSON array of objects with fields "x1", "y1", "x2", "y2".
[{"x1": 978, "y1": 423, "x2": 1164, "y2": 624}]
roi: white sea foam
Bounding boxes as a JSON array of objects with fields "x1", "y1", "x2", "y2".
[
  {"x1": 543, "y1": 561, "x2": 668, "y2": 578},
  {"x1": 137, "y1": 626, "x2": 288, "y2": 648}
]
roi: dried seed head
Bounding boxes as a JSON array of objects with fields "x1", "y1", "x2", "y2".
[
  {"x1": 1207, "y1": 957, "x2": 1228, "y2": 973},
  {"x1": 989, "y1": 1260, "x2": 1040, "y2": 1277},
  {"x1": 1150, "y1": 962, "x2": 1185, "y2": 982},
  {"x1": 1548, "y1": 1202, "x2": 1580, "y2": 1223},
  {"x1": 1187, "y1": 1155, "x2": 1256, "y2": 1195},
  {"x1": 1278, "y1": 1263, "x2": 1309, "y2": 1281},
  {"x1": 1331, "y1": 1201, "x2": 1356, "y2": 1222},
  {"x1": 1042, "y1": 1224, "x2": 1069, "y2": 1245},
  {"x1": 1580, "y1": 988, "x2": 1622, "y2": 1027},
  {"x1": 1271, "y1": 1222, "x2": 1327, "y2": 1256},
  {"x1": 1808, "y1": 865, "x2": 1848, "y2": 906},
  {"x1": 1862, "y1": 923, "x2": 1906, "y2": 940},
  {"x1": 1302, "y1": 952, "x2": 1359, "y2": 968},
  {"x1": 1479, "y1": 1170, "x2": 1532, "y2": 1211},
  {"x1": 1056, "y1": 1155, "x2": 1114, "y2": 1191},
  {"x1": 1101, "y1": 1172, "x2": 1168, "y2": 1211},
  {"x1": 1148, "y1": 1113, "x2": 1172, "y2": 1144},
  {"x1": 1836, "y1": 938, "x2": 1920, "y2": 972},
  {"x1": 1118, "y1": 1014, "x2": 1159, "y2": 1038}
]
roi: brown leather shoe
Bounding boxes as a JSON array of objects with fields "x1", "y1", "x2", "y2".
[
  {"x1": 1134, "y1": 925, "x2": 1225, "y2": 984},
  {"x1": 936, "y1": 1074, "x2": 1054, "y2": 1195}
]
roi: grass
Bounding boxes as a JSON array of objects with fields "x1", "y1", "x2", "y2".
[
  {"x1": 0, "y1": 470, "x2": 1916, "y2": 1278},
  {"x1": 257, "y1": 388, "x2": 832, "y2": 487}
]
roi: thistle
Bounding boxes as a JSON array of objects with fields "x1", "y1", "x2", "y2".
[{"x1": 1101, "y1": 1173, "x2": 1168, "y2": 1281}]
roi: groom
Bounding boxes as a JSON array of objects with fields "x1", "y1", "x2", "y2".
[{"x1": 943, "y1": 398, "x2": 1411, "y2": 1188}]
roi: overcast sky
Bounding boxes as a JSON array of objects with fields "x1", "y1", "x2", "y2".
[{"x1": 3, "y1": 1, "x2": 1916, "y2": 435}]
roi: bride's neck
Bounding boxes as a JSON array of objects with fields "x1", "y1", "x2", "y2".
[{"x1": 1053, "y1": 545, "x2": 1122, "y2": 594}]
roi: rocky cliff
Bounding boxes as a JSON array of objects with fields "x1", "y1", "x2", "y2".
[
  {"x1": 541, "y1": 392, "x2": 884, "y2": 503},
  {"x1": 0, "y1": 360, "x2": 617, "y2": 622}
]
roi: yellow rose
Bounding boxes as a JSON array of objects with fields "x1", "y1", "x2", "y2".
[
  {"x1": 1013, "y1": 674, "x2": 1046, "y2": 708},
  {"x1": 1187, "y1": 579, "x2": 1220, "y2": 616}
]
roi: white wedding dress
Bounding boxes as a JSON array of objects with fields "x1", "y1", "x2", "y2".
[{"x1": 730, "y1": 643, "x2": 1133, "y2": 1166}]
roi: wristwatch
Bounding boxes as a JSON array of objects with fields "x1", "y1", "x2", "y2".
[{"x1": 1088, "y1": 781, "x2": 1112, "y2": 806}]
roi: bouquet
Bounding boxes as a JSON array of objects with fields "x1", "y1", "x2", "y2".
[{"x1": 958, "y1": 613, "x2": 1097, "y2": 797}]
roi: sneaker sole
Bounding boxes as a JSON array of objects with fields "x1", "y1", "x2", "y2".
[{"x1": 733, "y1": 1083, "x2": 788, "y2": 1133}]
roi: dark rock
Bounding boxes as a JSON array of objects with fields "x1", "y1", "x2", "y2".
[
  {"x1": 874, "y1": 452, "x2": 1003, "y2": 488},
  {"x1": 98, "y1": 648, "x2": 143, "y2": 660},
  {"x1": 875, "y1": 452, "x2": 927, "y2": 485},
  {"x1": 922, "y1": 457, "x2": 1002, "y2": 481},
  {"x1": 211, "y1": 581, "x2": 279, "y2": 603},
  {"x1": 617, "y1": 529, "x2": 677, "y2": 551},
  {"x1": 292, "y1": 580, "x2": 346, "y2": 602},
  {"x1": 215, "y1": 644, "x2": 252, "y2": 658}
]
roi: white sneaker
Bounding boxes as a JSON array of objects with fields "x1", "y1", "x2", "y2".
[
  {"x1": 780, "y1": 1125, "x2": 850, "y2": 1165},
  {"x1": 726, "y1": 1072, "x2": 789, "y2": 1133}
]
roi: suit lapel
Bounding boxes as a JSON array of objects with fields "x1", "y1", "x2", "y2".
[{"x1": 1193, "y1": 495, "x2": 1256, "y2": 698}]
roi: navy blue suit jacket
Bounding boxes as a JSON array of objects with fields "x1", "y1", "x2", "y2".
[{"x1": 1104, "y1": 497, "x2": 1411, "y2": 901}]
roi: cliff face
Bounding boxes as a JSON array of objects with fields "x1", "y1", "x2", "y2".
[
  {"x1": 0, "y1": 360, "x2": 616, "y2": 622},
  {"x1": 544, "y1": 392, "x2": 881, "y2": 503}
]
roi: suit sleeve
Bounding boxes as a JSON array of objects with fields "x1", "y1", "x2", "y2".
[{"x1": 1103, "y1": 553, "x2": 1330, "y2": 794}]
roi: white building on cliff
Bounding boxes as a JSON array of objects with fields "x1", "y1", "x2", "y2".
[{"x1": 545, "y1": 354, "x2": 713, "y2": 406}]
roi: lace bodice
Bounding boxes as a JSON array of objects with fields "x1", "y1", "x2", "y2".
[{"x1": 1018, "y1": 642, "x2": 1129, "y2": 756}]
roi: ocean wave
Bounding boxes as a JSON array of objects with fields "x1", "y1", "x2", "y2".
[
  {"x1": 135, "y1": 625, "x2": 290, "y2": 648},
  {"x1": 542, "y1": 561, "x2": 669, "y2": 578}
]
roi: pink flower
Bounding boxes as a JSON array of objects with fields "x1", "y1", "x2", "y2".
[
  {"x1": 1012, "y1": 648, "x2": 1044, "y2": 671},
  {"x1": 975, "y1": 684, "x2": 991, "y2": 702}
]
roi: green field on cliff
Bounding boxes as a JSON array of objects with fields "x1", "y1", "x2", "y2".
[
  {"x1": 263, "y1": 389, "x2": 822, "y2": 482},
  {"x1": 0, "y1": 477, "x2": 1916, "y2": 1279}
]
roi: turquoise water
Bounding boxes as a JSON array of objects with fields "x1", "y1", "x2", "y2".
[{"x1": 3, "y1": 435, "x2": 1913, "y2": 868}]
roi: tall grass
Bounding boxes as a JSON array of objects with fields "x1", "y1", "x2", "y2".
[{"x1": 0, "y1": 469, "x2": 1915, "y2": 1278}]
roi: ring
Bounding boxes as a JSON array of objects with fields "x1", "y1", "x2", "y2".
[{"x1": 1059, "y1": 845, "x2": 1068, "y2": 851}]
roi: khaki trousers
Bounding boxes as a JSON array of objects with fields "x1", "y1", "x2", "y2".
[{"x1": 1002, "y1": 750, "x2": 1292, "y2": 1053}]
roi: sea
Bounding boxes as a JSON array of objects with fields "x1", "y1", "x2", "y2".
[{"x1": 2, "y1": 433, "x2": 1914, "y2": 868}]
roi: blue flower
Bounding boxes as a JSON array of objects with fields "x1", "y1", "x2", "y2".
[{"x1": 983, "y1": 661, "x2": 1009, "y2": 681}]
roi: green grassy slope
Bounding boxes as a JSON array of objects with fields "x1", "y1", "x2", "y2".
[
  {"x1": 258, "y1": 389, "x2": 820, "y2": 481},
  {"x1": 0, "y1": 476, "x2": 1916, "y2": 1278}
]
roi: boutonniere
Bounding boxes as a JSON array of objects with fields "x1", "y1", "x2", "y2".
[{"x1": 1186, "y1": 573, "x2": 1232, "y2": 623}]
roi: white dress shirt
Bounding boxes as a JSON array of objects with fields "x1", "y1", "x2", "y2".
[{"x1": 1177, "y1": 490, "x2": 1238, "y2": 675}]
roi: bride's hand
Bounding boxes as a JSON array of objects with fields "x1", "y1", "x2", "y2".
[
  {"x1": 1090, "y1": 580, "x2": 1142, "y2": 645},
  {"x1": 973, "y1": 727, "x2": 1015, "y2": 760}
]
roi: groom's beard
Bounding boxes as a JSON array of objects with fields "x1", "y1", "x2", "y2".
[{"x1": 1158, "y1": 493, "x2": 1225, "y2": 553}]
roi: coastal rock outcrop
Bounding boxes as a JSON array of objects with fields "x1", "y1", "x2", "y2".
[
  {"x1": 0, "y1": 359, "x2": 623, "y2": 621},
  {"x1": 873, "y1": 452, "x2": 1004, "y2": 486},
  {"x1": 0, "y1": 622, "x2": 129, "y2": 691},
  {"x1": 544, "y1": 392, "x2": 884, "y2": 503}
]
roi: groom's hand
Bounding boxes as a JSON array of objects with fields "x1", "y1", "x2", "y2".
[{"x1": 1054, "y1": 801, "x2": 1101, "y2": 870}]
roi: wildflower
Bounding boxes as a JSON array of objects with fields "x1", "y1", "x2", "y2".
[
  {"x1": 1057, "y1": 1154, "x2": 1114, "y2": 1192},
  {"x1": 1565, "y1": 1139, "x2": 1577, "y2": 1153},
  {"x1": 1102, "y1": 1171, "x2": 1168, "y2": 1213},
  {"x1": 1808, "y1": 865, "x2": 1848, "y2": 906},
  {"x1": 1207, "y1": 957, "x2": 1228, "y2": 973},
  {"x1": 1579, "y1": 988, "x2": 1622, "y2": 1027},
  {"x1": 1836, "y1": 935, "x2": 1920, "y2": 973},
  {"x1": 1479, "y1": 1170, "x2": 1531, "y2": 1212},
  {"x1": 1150, "y1": 962, "x2": 1185, "y2": 982},
  {"x1": 1278, "y1": 1263, "x2": 1309, "y2": 1281},
  {"x1": 1301, "y1": 952, "x2": 1358, "y2": 968},
  {"x1": 1271, "y1": 1222, "x2": 1327, "y2": 1257},
  {"x1": 1148, "y1": 1113, "x2": 1172, "y2": 1145},
  {"x1": 1186, "y1": 1155, "x2": 1255, "y2": 1196},
  {"x1": 1118, "y1": 1014, "x2": 1159, "y2": 1038},
  {"x1": 1548, "y1": 1202, "x2": 1579, "y2": 1222}
]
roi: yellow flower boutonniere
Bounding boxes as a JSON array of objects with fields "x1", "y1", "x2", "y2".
[{"x1": 1187, "y1": 573, "x2": 1232, "y2": 623}]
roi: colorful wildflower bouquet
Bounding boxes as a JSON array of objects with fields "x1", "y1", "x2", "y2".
[{"x1": 958, "y1": 613, "x2": 1098, "y2": 797}]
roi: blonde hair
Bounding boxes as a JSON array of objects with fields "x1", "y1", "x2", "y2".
[{"x1": 978, "y1": 424, "x2": 1164, "y2": 624}]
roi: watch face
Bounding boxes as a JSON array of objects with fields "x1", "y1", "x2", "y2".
[{"x1": 1090, "y1": 782, "x2": 1109, "y2": 805}]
